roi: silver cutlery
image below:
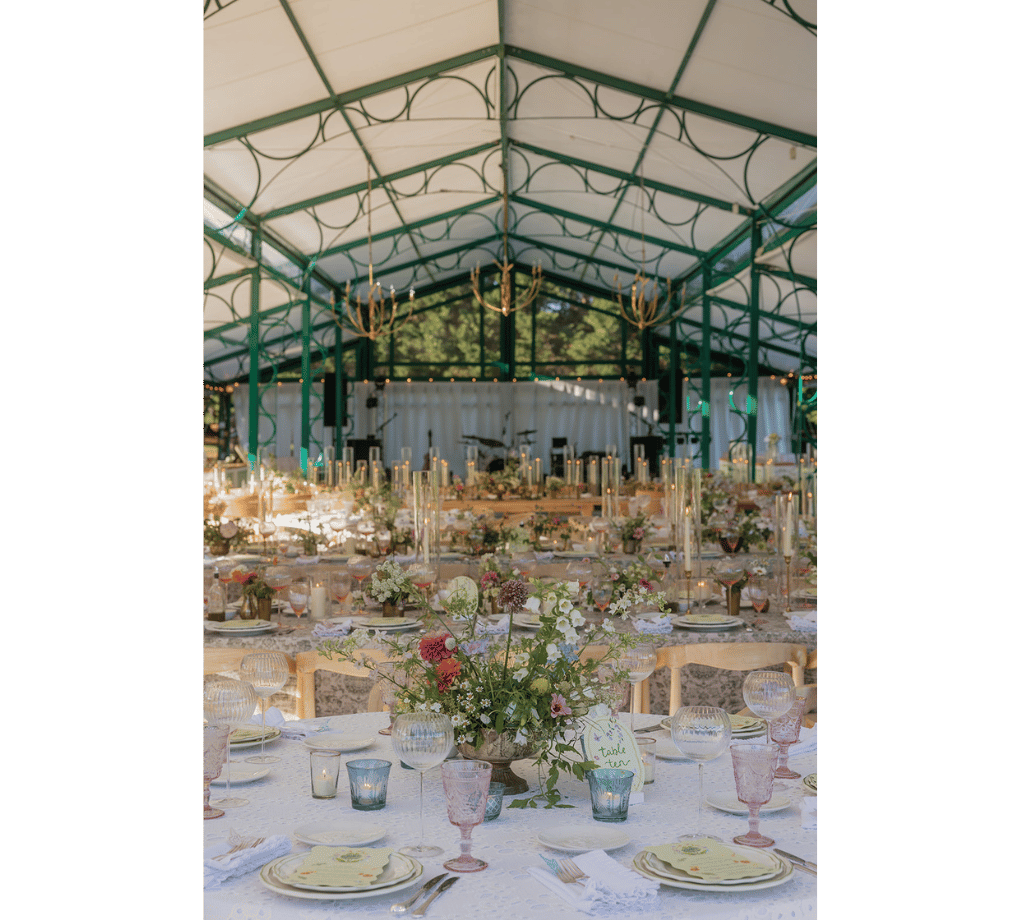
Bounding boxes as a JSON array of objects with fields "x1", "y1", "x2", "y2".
[
  {"x1": 554, "y1": 858, "x2": 589, "y2": 885},
  {"x1": 774, "y1": 848, "x2": 817, "y2": 872},
  {"x1": 390, "y1": 873, "x2": 448, "y2": 914},
  {"x1": 634, "y1": 725, "x2": 664, "y2": 733},
  {"x1": 411, "y1": 876, "x2": 459, "y2": 917}
]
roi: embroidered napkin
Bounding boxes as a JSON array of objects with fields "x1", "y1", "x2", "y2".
[
  {"x1": 786, "y1": 609, "x2": 817, "y2": 632},
  {"x1": 312, "y1": 618, "x2": 353, "y2": 638},
  {"x1": 634, "y1": 614, "x2": 673, "y2": 634},
  {"x1": 204, "y1": 835, "x2": 292, "y2": 889},
  {"x1": 527, "y1": 850, "x2": 659, "y2": 915}
]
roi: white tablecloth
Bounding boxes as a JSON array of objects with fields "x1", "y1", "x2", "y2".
[{"x1": 205, "y1": 712, "x2": 817, "y2": 920}]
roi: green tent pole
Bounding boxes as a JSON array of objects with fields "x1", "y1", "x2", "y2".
[
  {"x1": 301, "y1": 283, "x2": 312, "y2": 478},
  {"x1": 334, "y1": 330, "x2": 344, "y2": 459},
  {"x1": 668, "y1": 296, "x2": 678, "y2": 459},
  {"x1": 247, "y1": 233, "x2": 261, "y2": 471},
  {"x1": 700, "y1": 265, "x2": 712, "y2": 470},
  {"x1": 747, "y1": 215, "x2": 762, "y2": 483}
]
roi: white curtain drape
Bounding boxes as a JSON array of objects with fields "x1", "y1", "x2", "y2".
[
  {"x1": 230, "y1": 378, "x2": 791, "y2": 476},
  {"x1": 233, "y1": 383, "x2": 326, "y2": 470}
]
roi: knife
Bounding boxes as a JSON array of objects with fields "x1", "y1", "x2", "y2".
[
  {"x1": 389, "y1": 873, "x2": 448, "y2": 914},
  {"x1": 411, "y1": 876, "x2": 459, "y2": 917},
  {"x1": 774, "y1": 848, "x2": 817, "y2": 872},
  {"x1": 634, "y1": 725, "x2": 664, "y2": 733}
]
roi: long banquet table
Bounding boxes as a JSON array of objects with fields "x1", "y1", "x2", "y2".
[{"x1": 205, "y1": 711, "x2": 817, "y2": 920}]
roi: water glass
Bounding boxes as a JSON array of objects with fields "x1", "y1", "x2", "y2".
[
  {"x1": 484, "y1": 782, "x2": 506, "y2": 822},
  {"x1": 441, "y1": 760, "x2": 492, "y2": 872},
  {"x1": 346, "y1": 759, "x2": 392, "y2": 810},
  {"x1": 586, "y1": 768, "x2": 634, "y2": 822},
  {"x1": 203, "y1": 725, "x2": 230, "y2": 820},
  {"x1": 636, "y1": 737, "x2": 656, "y2": 784},
  {"x1": 310, "y1": 750, "x2": 342, "y2": 799}
]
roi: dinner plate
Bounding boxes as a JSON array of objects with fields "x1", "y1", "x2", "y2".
[
  {"x1": 210, "y1": 762, "x2": 270, "y2": 784},
  {"x1": 229, "y1": 726, "x2": 282, "y2": 748},
  {"x1": 272, "y1": 850, "x2": 415, "y2": 892},
  {"x1": 631, "y1": 849, "x2": 794, "y2": 892},
  {"x1": 657, "y1": 715, "x2": 764, "y2": 737},
  {"x1": 349, "y1": 616, "x2": 421, "y2": 632},
  {"x1": 705, "y1": 792, "x2": 791, "y2": 814},
  {"x1": 671, "y1": 614, "x2": 742, "y2": 630},
  {"x1": 650, "y1": 738, "x2": 691, "y2": 761},
  {"x1": 803, "y1": 772, "x2": 817, "y2": 793},
  {"x1": 303, "y1": 733, "x2": 374, "y2": 753},
  {"x1": 292, "y1": 821, "x2": 386, "y2": 847},
  {"x1": 537, "y1": 826, "x2": 630, "y2": 853},
  {"x1": 205, "y1": 620, "x2": 279, "y2": 636},
  {"x1": 259, "y1": 855, "x2": 424, "y2": 901},
  {"x1": 512, "y1": 615, "x2": 542, "y2": 629}
]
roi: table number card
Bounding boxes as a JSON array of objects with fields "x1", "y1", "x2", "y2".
[{"x1": 580, "y1": 716, "x2": 645, "y2": 791}]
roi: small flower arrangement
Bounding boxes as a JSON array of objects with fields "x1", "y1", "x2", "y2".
[
  {"x1": 619, "y1": 512, "x2": 649, "y2": 544},
  {"x1": 594, "y1": 560, "x2": 657, "y2": 606},
  {"x1": 319, "y1": 576, "x2": 661, "y2": 809},
  {"x1": 366, "y1": 559, "x2": 416, "y2": 606},
  {"x1": 526, "y1": 512, "x2": 572, "y2": 548}
]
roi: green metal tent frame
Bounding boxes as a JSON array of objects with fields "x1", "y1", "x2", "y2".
[{"x1": 204, "y1": 0, "x2": 816, "y2": 473}]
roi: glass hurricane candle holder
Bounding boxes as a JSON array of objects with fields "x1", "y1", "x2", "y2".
[
  {"x1": 346, "y1": 759, "x2": 392, "y2": 810},
  {"x1": 309, "y1": 750, "x2": 342, "y2": 799},
  {"x1": 586, "y1": 768, "x2": 634, "y2": 822}
]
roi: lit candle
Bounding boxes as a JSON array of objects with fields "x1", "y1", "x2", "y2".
[
  {"x1": 534, "y1": 457, "x2": 542, "y2": 486},
  {"x1": 310, "y1": 585, "x2": 327, "y2": 619},
  {"x1": 312, "y1": 769, "x2": 334, "y2": 797},
  {"x1": 683, "y1": 507, "x2": 692, "y2": 572},
  {"x1": 782, "y1": 496, "x2": 794, "y2": 556}
]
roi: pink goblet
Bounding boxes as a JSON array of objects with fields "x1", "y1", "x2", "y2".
[
  {"x1": 440, "y1": 760, "x2": 492, "y2": 872},
  {"x1": 203, "y1": 725, "x2": 230, "y2": 819},
  {"x1": 730, "y1": 742, "x2": 780, "y2": 847},
  {"x1": 769, "y1": 696, "x2": 806, "y2": 779}
]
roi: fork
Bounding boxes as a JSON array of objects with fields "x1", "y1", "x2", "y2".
[
  {"x1": 213, "y1": 836, "x2": 265, "y2": 860},
  {"x1": 555, "y1": 858, "x2": 589, "y2": 885}
]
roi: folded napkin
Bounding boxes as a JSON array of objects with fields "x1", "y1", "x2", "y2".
[
  {"x1": 634, "y1": 614, "x2": 673, "y2": 634},
  {"x1": 787, "y1": 726, "x2": 817, "y2": 757},
  {"x1": 527, "y1": 850, "x2": 659, "y2": 916},
  {"x1": 311, "y1": 618, "x2": 353, "y2": 638},
  {"x1": 786, "y1": 609, "x2": 817, "y2": 632},
  {"x1": 204, "y1": 834, "x2": 291, "y2": 889},
  {"x1": 477, "y1": 614, "x2": 510, "y2": 635},
  {"x1": 801, "y1": 795, "x2": 817, "y2": 830}
]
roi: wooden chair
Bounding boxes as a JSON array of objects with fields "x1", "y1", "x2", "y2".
[
  {"x1": 294, "y1": 648, "x2": 400, "y2": 719},
  {"x1": 655, "y1": 643, "x2": 809, "y2": 716},
  {"x1": 204, "y1": 647, "x2": 296, "y2": 677},
  {"x1": 793, "y1": 649, "x2": 817, "y2": 727}
]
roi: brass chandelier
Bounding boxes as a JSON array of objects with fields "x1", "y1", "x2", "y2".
[
  {"x1": 614, "y1": 174, "x2": 675, "y2": 331},
  {"x1": 332, "y1": 170, "x2": 415, "y2": 340},
  {"x1": 471, "y1": 173, "x2": 541, "y2": 317}
]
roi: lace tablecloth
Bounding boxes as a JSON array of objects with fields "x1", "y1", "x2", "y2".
[{"x1": 205, "y1": 712, "x2": 817, "y2": 920}]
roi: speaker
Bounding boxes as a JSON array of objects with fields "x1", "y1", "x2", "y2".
[
  {"x1": 630, "y1": 436, "x2": 664, "y2": 478},
  {"x1": 657, "y1": 376, "x2": 684, "y2": 424},
  {"x1": 323, "y1": 374, "x2": 349, "y2": 427},
  {"x1": 347, "y1": 437, "x2": 382, "y2": 465}
]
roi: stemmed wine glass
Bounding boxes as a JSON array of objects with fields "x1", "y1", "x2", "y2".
[
  {"x1": 565, "y1": 558, "x2": 593, "y2": 608},
  {"x1": 407, "y1": 561, "x2": 438, "y2": 598},
  {"x1": 591, "y1": 580, "x2": 613, "y2": 615},
  {"x1": 730, "y1": 742, "x2": 780, "y2": 847},
  {"x1": 288, "y1": 577, "x2": 310, "y2": 620},
  {"x1": 391, "y1": 713, "x2": 455, "y2": 857},
  {"x1": 746, "y1": 575, "x2": 770, "y2": 626},
  {"x1": 203, "y1": 677, "x2": 258, "y2": 808},
  {"x1": 742, "y1": 669, "x2": 796, "y2": 742},
  {"x1": 511, "y1": 551, "x2": 535, "y2": 579},
  {"x1": 590, "y1": 518, "x2": 611, "y2": 555},
  {"x1": 769, "y1": 696, "x2": 807, "y2": 779},
  {"x1": 240, "y1": 652, "x2": 290, "y2": 764},
  {"x1": 619, "y1": 643, "x2": 656, "y2": 729},
  {"x1": 712, "y1": 562, "x2": 746, "y2": 615},
  {"x1": 440, "y1": 760, "x2": 492, "y2": 872},
  {"x1": 348, "y1": 557, "x2": 375, "y2": 613},
  {"x1": 328, "y1": 517, "x2": 345, "y2": 549},
  {"x1": 258, "y1": 516, "x2": 277, "y2": 554},
  {"x1": 671, "y1": 706, "x2": 732, "y2": 840},
  {"x1": 203, "y1": 725, "x2": 230, "y2": 819},
  {"x1": 329, "y1": 572, "x2": 352, "y2": 616}
]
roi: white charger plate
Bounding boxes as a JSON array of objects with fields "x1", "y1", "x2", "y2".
[
  {"x1": 671, "y1": 614, "x2": 742, "y2": 630},
  {"x1": 705, "y1": 792, "x2": 791, "y2": 814},
  {"x1": 537, "y1": 826, "x2": 629, "y2": 853},
  {"x1": 292, "y1": 821, "x2": 386, "y2": 847},
  {"x1": 210, "y1": 762, "x2": 270, "y2": 785},
  {"x1": 632, "y1": 849, "x2": 794, "y2": 892},
  {"x1": 302, "y1": 733, "x2": 373, "y2": 753},
  {"x1": 229, "y1": 726, "x2": 282, "y2": 748},
  {"x1": 205, "y1": 621, "x2": 279, "y2": 636},
  {"x1": 259, "y1": 855, "x2": 423, "y2": 901}
]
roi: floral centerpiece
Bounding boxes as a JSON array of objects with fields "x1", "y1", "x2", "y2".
[
  {"x1": 319, "y1": 575, "x2": 664, "y2": 807},
  {"x1": 448, "y1": 515, "x2": 509, "y2": 556},
  {"x1": 526, "y1": 512, "x2": 572, "y2": 549},
  {"x1": 591, "y1": 559, "x2": 656, "y2": 607},
  {"x1": 227, "y1": 565, "x2": 276, "y2": 619},
  {"x1": 618, "y1": 512, "x2": 649, "y2": 551},
  {"x1": 365, "y1": 559, "x2": 417, "y2": 614}
]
